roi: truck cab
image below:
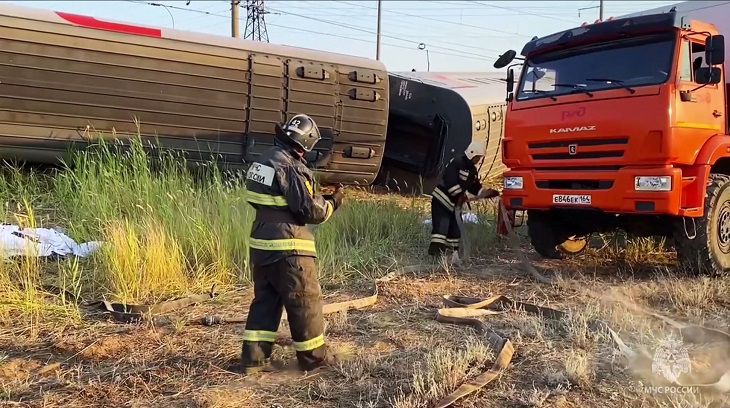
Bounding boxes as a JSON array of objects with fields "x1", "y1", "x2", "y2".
[{"x1": 495, "y1": 10, "x2": 730, "y2": 274}]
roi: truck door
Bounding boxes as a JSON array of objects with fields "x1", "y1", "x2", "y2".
[{"x1": 675, "y1": 38, "x2": 726, "y2": 146}]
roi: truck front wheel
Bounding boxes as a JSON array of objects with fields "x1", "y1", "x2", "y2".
[
  {"x1": 527, "y1": 211, "x2": 588, "y2": 259},
  {"x1": 674, "y1": 173, "x2": 730, "y2": 275},
  {"x1": 559, "y1": 236, "x2": 589, "y2": 255}
]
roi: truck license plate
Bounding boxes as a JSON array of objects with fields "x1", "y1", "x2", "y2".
[{"x1": 552, "y1": 194, "x2": 591, "y2": 205}]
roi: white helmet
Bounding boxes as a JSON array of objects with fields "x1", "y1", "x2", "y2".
[{"x1": 465, "y1": 140, "x2": 487, "y2": 160}]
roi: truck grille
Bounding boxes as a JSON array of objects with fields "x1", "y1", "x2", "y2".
[
  {"x1": 536, "y1": 180, "x2": 614, "y2": 190},
  {"x1": 528, "y1": 137, "x2": 628, "y2": 161}
]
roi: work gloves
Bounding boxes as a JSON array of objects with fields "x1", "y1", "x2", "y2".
[{"x1": 324, "y1": 186, "x2": 344, "y2": 211}]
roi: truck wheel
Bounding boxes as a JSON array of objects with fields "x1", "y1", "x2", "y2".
[
  {"x1": 527, "y1": 211, "x2": 562, "y2": 259},
  {"x1": 558, "y1": 236, "x2": 589, "y2": 255},
  {"x1": 674, "y1": 173, "x2": 730, "y2": 275}
]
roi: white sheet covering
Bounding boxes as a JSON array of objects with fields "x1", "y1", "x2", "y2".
[
  {"x1": 423, "y1": 212, "x2": 480, "y2": 225},
  {"x1": 0, "y1": 225, "x2": 102, "y2": 258}
]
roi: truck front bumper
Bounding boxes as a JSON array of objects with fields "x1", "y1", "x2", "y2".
[{"x1": 502, "y1": 166, "x2": 685, "y2": 216}]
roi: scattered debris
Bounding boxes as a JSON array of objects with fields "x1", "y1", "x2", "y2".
[{"x1": 92, "y1": 286, "x2": 219, "y2": 323}]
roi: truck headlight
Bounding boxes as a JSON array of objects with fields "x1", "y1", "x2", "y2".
[
  {"x1": 635, "y1": 176, "x2": 671, "y2": 191},
  {"x1": 504, "y1": 176, "x2": 524, "y2": 189}
]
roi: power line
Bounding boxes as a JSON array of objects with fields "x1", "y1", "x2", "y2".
[
  {"x1": 264, "y1": 1, "x2": 625, "y2": 11},
  {"x1": 127, "y1": 0, "x2": 505, "y2": 59},
  {"x1": 465, "y1": 1, "x2": 581, "y2": 24},
  {"x1": 275, "y1": 12, "x2": 589, "y2": 18},
  {"x1": 266, "y1": 5, "x2": 502, "y2": 60},
  {"x1": 269, "y1": 6, "x2": 510, "y2": 55},
  {"x1": 126, "y1": 0, "x2": 225, "y2": 17},
  {"x1": 337, "y1": 0, "x2": 532, "y2": 38},
  {"x1": 128, "y1": 1, "x2": 495, "y2": 63},
  {"x1": 266, "y1": 22, "x2": 492, "y2": 61}
]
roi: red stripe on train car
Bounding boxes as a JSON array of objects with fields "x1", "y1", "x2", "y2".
[{"x1": 56, "y1": 12, "x2": 162, "y2": 38}]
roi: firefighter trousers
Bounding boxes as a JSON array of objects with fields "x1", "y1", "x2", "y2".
[
  {"x1": 428, "y1": 197, "x2": 462, "y2": 256},
  {"x1": 241, "y1": 255, "x2": 327, "y2": 371}
]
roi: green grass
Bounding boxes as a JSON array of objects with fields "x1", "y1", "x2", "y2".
[{"x1": 0, "y1": 133, "x2": 451, "y2": 321}]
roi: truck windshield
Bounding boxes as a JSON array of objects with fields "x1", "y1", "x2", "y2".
[{"x1": 517, "y1": 33, "x2": 675, "y2": 101}]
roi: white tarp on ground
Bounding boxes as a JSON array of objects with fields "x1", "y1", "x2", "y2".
[
  {"x1": 423, "y1": 212, "x2": 480, "y2": 225},
  {"x1": 0, "y1": 225, "x2": 102, "y2": 258}
]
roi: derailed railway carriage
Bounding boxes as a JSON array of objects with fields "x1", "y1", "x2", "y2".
[
  {"x1": 0, "y1": 2, "x2": 389, "y2": 185},
  {"x1": 379, "y1": 71, "x2": 508, "y2": 192}
]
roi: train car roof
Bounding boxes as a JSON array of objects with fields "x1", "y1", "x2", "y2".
[
  {"x1": 0, "y1": 2, "x2": 386, "y2": 71},
  {"x1": 390, "y1": 71, "x2": 508, "y2": 106}
]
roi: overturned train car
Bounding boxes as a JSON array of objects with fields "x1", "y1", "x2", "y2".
[
  {"x1": 378, "y1": 71, "x2": 508, "y2": 193},
  {"x1": 0, "y1": 3, "x2": 388, "y2": 185}
]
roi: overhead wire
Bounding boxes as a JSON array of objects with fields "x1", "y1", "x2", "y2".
[
  {"x1": 465, "y1": 1, "x2": 586, "y2": 24},
  {"x1": 265, "y1": 5, "x2": 503, "y2": 60},
  {"x1": 126, "y1": 0, "x2": 227, "y2": 17},
  {"x1": 265, "y1": 22, "x2": 493, "y2": 61},
  {"x1": 264, "y1": 6, "x2": 510, "y2": 57},
  {"x1": 127, "y1": 1, "x2": 496, "y2": 62},
  {"x1": 337, "y1": 0, "x2": 532, "y2": 38}
]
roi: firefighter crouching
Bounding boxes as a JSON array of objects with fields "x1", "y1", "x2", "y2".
[
  {"x1": 242, "y1": 114, "x2": 344, "y2": 373},
  {"x1": 429, "y1": 140, "x2": 500, "y2": 261}
]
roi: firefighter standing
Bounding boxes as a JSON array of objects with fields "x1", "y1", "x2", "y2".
[
  {"x1": 241, "y1": 114, "x2": 343, "y2": 373},
  {"x1": 429, "y1": 140, "x2": 500, "y2": 260}
]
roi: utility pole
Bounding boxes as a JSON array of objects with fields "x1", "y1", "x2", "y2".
[
  {"x1": 418, "y1": 43, "x2": 430, "y2": 72},
  {"x1": 376, "y1": 0, "x2": 382, "y2": 60},
  {"x1": 231, "y1": 0, "x2": 239, "y2": 38},
  {"x1": 578, "y1": 0, "x2": 605, "y2": 21},
  {"x1": 599, "y1": 0, "x2": 604, "y2": 21}
]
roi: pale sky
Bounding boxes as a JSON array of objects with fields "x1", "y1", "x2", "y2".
[{"x1": 8, "y1": 0, "x2": 681, "y2": 72}]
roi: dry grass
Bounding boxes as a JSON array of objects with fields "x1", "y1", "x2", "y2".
[
  {"x1": 564, "y1": 350, "x2": 592, "y2": 388},
  {"x1": 99, "y1": 219, "x2": 189, "y2": 303},
  {"x1": 2, "y1": 134, "x2": 730, "y2": 407},
  {"x1": 2, "y1": 261, "x2": 730, "y2": 408}
]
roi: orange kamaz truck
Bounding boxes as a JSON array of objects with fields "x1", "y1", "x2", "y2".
[{"x1": 494, "y1": 2, "x2": 730, "y2": 274}]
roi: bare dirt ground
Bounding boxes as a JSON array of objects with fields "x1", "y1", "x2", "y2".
[{"x1": 2, "y1": 237, "x2": 730, "y2": 408}]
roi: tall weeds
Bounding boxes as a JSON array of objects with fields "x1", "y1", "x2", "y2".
[{"x1": 0, "y1": 132, "x2": 437, "y2": 321}]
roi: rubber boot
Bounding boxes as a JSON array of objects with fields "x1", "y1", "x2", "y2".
[{"x1": 299, "y1": 347, "x2": 342, "y2": 372}]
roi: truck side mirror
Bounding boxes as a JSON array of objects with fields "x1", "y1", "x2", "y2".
[
  {"x1": 494, "y1": 50, "x2": 517, "y2": 69},
  {"x1": 695, "y1": 66, "x2": 722, "y2": 84},
  {"x1": 705, "y1": 34, "x2": 725, "y2": 66}
]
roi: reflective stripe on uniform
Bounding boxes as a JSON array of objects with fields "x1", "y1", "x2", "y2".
[
  {"x1": 292, "y1": 334, "x2": 325, "y2": 352},
  {"x1": 459, "y1": 170, "x2": 469, "y2": 181},
  {"x1": 242, "y1": 329, "x2": 278, "y2": 342},
  {"x1": 447, "y1": 184, "x2": 463, "y2": 196},
  {"x1": 446, "y1": 238, "x2": 460, "y2": 249},
  {"x1": 323, "y1": 200, "x2": 334, "y2": 222},
  {"x1": 431, "y1": 234, "x2": 447, "y2": 244},
  {"x1": 246, "y1": 191, "x2": 288, "y2": 207},
  {"x1": 432, "y1": 187, "x2": 455, "y2": 211},
  {"x1": 249, "y1": 238, "x2": 316, "y2": 253},
  {"x1": 304, "y1": 179, "x2": 314, "y2": 196}
]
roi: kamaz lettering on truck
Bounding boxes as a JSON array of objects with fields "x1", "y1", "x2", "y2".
[{"x1": 494, "y1": 2, "x2": 730, "y2": 274}]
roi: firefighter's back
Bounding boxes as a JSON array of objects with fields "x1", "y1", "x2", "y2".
[{"x1": 245, "y1": 145, "x2": 317, "y2": 266}]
